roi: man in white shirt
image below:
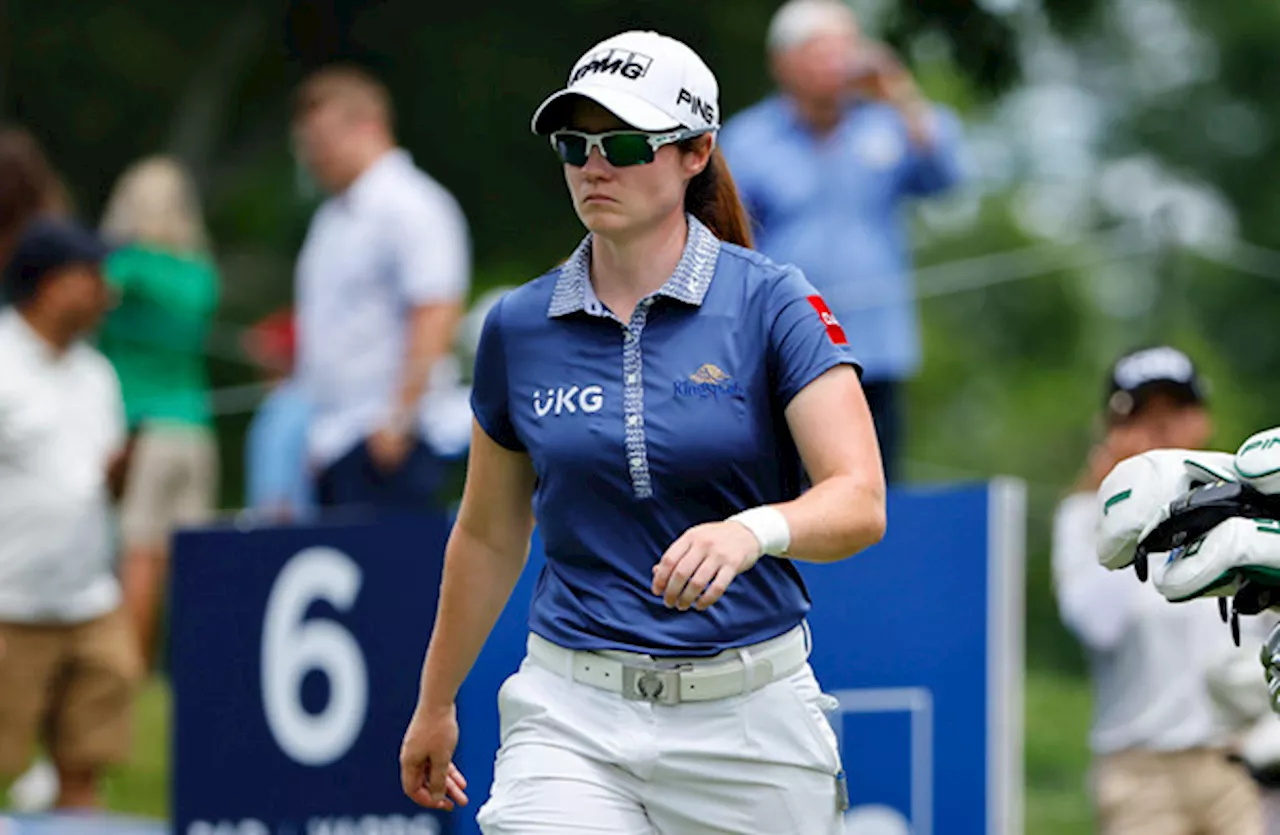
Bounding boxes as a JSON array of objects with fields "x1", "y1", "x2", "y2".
[
  {"x1": 0, "y1": 219, "x2": 141, "y2": 809},
  {"x1": 291, "y1": 65, "x2": 471, "y2": 513},
  {"x1": 1053, "y1": 346, "x2": 1263, "y2": 834}
]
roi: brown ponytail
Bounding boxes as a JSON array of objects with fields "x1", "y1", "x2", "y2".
[{"x1": 682, "y1": 142, "x2": 753, "y2": 249}]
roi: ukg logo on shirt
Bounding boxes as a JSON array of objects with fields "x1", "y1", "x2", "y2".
[
  {"x1": 533, "y1": 385, "x2": 605, "y2": 418},
  {"x1": 673, "y1": 364, "x2": 744, "y2": 400}
]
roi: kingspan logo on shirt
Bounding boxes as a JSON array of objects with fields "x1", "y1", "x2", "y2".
[
  {"x1": 533, "y1": 385, "x2": 605, "y2": 418},
  {"x1": 673, "y1": 364, "x2": 745, "y2": 400}
]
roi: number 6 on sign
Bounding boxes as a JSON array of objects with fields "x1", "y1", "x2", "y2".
[{"x1": 261, "y1": 547, "x2": 369, "y2": 766}]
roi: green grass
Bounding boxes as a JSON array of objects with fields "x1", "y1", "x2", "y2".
[
  {"x1": 103, "y1": 678, "x2": 170, "y2": 819},
  {"x1": 1024, "y1": 668, "x2": 1095, "y2": 834},
  {"x1": 79, "y1": 669, "x2": 1098, "y2": 832}
]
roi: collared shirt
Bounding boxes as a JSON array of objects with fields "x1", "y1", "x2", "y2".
[
  {"x1": 471, "y1": 216, "x2": 860, "y2": 656},
  {"x1": 0, "y1": 309, "x2": 125, "y2": 623},
  {"x1": 245, "y1": 378, "x2": 315, "y2": 520},
  {"x1": 1052, "y1": 492, "x2": 1239, "y2": 754},
  {"x1": 719, "y1": 95, "x2": 963, "y2": 382},
  {"x1": 296, "y1": 148, "x2": 471, "y2": 465}
]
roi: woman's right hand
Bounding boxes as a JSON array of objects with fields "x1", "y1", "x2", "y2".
[{"x1": 399, "y1": 701, "x2": 469, "y2": 811}]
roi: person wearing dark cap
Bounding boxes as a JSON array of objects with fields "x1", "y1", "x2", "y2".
[
  {"x1": 1051, "y1": 346, "x2": 1264, "y2": 835},
  {"x1": 0, "y1": 219, "x2": 142, "y2": 809}
]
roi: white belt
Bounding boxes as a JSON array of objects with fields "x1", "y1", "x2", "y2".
[{"x1": 526, "y1": 624, "x2": 810, "y2": 705}]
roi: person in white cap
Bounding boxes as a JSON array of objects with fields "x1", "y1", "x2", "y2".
[
  {"x1": 1053, "y1": 346, "x2": 1263, "y2": 834},
  {"x1": 398, "y1": 29, "x2": 887, "y2": 835},
  {"x1": 719, "y1": 0, "x2": 964, "y2": 485}
]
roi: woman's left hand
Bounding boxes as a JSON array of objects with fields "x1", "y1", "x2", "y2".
[{"x1": 652, "y1": 521, "x2": 762, "y2": 611}]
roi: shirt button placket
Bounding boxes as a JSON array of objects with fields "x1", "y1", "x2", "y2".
[{"x1": 621, "y1": 299, "x2": 655, "y2": 499}]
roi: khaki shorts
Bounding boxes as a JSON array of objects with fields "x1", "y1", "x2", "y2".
[
  {"x1": 120, "y1": 425, "x2": 218, "y2": 547},
  {"x1": 0, "y1": 608, "x2": 142, "y2": 776},
  {"x1": 1095, "y1": 747, "x2": 1264, "y2": 835}
]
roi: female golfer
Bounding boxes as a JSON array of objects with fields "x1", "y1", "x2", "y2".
[{"x1": 399, "y1": 30, "x2": 886, "y2": 834}]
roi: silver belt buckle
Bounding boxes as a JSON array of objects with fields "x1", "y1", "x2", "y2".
[{"x1": 622, "y1": 663, "x2": 685, "y2": 705}]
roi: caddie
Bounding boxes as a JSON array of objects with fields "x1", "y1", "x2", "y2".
[{"x1": 1057, "y1": 345, "x2": 1263, "y2": 834}]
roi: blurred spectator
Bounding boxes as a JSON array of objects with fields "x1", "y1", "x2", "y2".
[
  {"x1": 96, "y1": 156, "x2": 221, "y2": 669},
  {"x1": 0, "y1": 126, "x2": 75, "y2": 813},
  {"x1": 0, "y1": 219, "x2": 141, "y2": 810},
  {"x1": 0, "y1": 126, "x2": 70, "y2": 276},
  {"x1": 291, "y1": 65, "x2": 471, "y2": 514},
  {"x1": 419, "y1": 287, "x2": 516, "y2": 467},
  {"x1": 241, "y1": 308, "x2": 315, "y2": 523},
  {"x1": 1052, "y1": 346, "x2": 1263, "y2": 835},
  {"x1": 719, "y1": 0, "x2": 963, "y2": 482}
]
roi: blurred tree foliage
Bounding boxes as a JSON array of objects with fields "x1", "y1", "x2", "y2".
[
  {"x1": 6, "y1": 0, "x2": 1280, "y2": 674},
  {"x1": 1, "y1": 0, "x2": 1020, "y2": 275},
  {"x1": 0, "y1": 0, "x2": 1022, "y2": 499}
]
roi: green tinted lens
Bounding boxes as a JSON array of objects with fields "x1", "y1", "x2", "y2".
[
  {"x1": 600, "y1": 133, "x2": 655, "y2": 167},
  {"x1": 553, "y1": 133, "x2": 589, "y2": 166}
]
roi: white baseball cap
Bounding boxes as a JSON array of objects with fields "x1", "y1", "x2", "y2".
[{"x1": 531, "y1": 31, "x2": 720, "y2": 135}]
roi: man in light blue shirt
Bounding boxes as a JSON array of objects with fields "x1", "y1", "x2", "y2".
[
  {"x1": 720, "y1": 0, "x2": 963, "y2": 482},
  {"x1": 292, "y1": 66, "x2": 471, "y2": 514}
]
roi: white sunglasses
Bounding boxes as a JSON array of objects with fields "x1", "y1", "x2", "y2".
[{"x1": 549, "y1": 127, "x2": 716, "y2": 167}]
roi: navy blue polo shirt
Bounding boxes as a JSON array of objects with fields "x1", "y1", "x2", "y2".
[{"x1": 472, "y1": 216, "x2": 860, "y2": 656}]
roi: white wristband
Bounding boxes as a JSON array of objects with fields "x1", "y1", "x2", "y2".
[{"x1": 729, "y1": 506, "x2": 792, "y2": 569}]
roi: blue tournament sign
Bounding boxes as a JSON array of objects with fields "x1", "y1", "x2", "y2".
[
  {"x1": 452, "y1": 480, "x2": 1025, "y2": 835},
  {"x1": 805, "y1": 479, "x2": 1025, "y2": 835},
  {"x1": 170, "y1": 513, "x2": 455, "y2": 835}
]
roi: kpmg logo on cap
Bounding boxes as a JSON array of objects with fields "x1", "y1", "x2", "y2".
[{"x1": 570, "y1": 49, "x2": 654, "y2": 84}]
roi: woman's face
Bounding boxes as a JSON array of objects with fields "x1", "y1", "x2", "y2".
[{"x1": 560, "y1": 99, "x2": 710, "y2": 239}]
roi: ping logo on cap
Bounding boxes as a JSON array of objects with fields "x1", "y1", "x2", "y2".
[
  {"x1": 570, "y1": 49, "x2": 654, "y2": 84},
  {"x1": 676, "y1": 88, "x2": 716, "y2": 125}
]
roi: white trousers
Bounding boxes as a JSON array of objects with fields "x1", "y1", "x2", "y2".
[{"x1": 476, "y1": 646, "x2": 846, "y2": 835}]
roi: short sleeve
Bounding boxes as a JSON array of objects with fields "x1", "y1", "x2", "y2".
[
  {"x1": 469, "y1": 296, "x2": 525, "y2": 452},
  {"x1": 392, "y1": 188, "x2": 471, "y2": 305},
  {"x1": 768, "y1": 267, "x2": 862, "y2": 406}
]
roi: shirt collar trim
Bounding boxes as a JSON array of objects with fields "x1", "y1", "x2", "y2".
[
  {"x1": 342, "y1": 148, "x2": 411, "y2": 208},
  {"x1": 547, "y1": 215, "x2": 721, "y2": 319}
]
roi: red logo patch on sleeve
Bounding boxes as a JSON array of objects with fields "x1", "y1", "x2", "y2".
[{"x1": 806, "y1": 295, "x2": 848, "y2": 345}]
